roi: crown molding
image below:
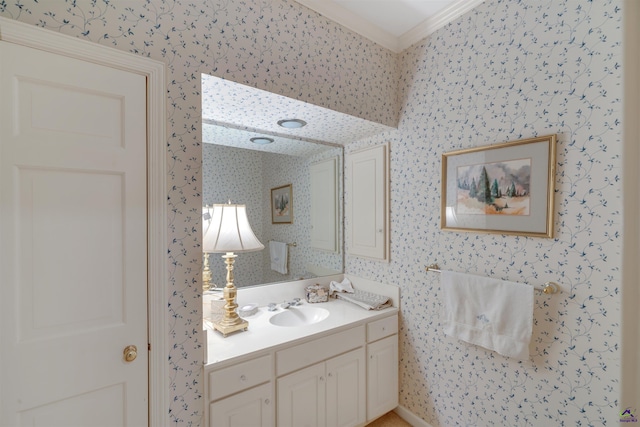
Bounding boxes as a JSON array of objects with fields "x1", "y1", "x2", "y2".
[
  {"x1": 294, "y1": 0, "x2": 485, "y2": 53},
  {"x1": 294, "y1": 0, "x2": 400, "y2": 52},
  {"x1": 399, "y1": 0, "x2": 486, "y2": 50}
]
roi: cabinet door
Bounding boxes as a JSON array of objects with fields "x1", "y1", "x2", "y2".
[
  {"x1": 277, "y1": 363, "x2": 326, "y2": 427},
  {"x1": 346, "y1": 143, "x2": 389, "y2": 261},
  {"x1": 210, "y1": 383, "x2": 273, "y2": 427},
  {"x1": 367, "y1": 335, "x2": 399, "y2": 421},
  {"x1": 326, "y1": 348, "x2": 366, "y2": 427},
  {"x1": 310, "y1": 157, "x2": 338, "y2": 252}
]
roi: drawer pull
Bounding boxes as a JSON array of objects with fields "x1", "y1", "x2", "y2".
[
  {"x1": 265, "y1": 399, "x2": 270, "y2": 405},
  {"x1": 240, "y1": 374, "x2": 247, "y2": 381}
]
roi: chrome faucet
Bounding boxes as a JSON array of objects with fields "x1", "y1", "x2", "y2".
[{"x1": 281, "y1": 298, "x2": 302, "y2": 309}]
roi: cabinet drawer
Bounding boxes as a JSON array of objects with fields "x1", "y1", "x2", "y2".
[
  {"x1": 367, "y1": 315, "x2": 398, "y2": 343},
  {"x1": 276, "y1": 325, "x2": 365, "y2": 376},
  {"x1": 209, "y1": 355, "x2": 272, "y2": 401}
]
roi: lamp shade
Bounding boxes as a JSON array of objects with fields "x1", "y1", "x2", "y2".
[{"x1": 203, "y1": 203, "x2": 264, "y2": 253}]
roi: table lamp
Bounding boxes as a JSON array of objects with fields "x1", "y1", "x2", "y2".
[{"x1": 203, "y1": 202, "x2": 264, "y2": 336}]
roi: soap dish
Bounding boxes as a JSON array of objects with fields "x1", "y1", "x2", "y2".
[{"x1": 238, "y1": 303, "x2": 258, "y2": 317}]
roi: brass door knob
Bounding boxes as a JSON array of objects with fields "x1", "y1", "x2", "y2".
[{"x1": 123, "y1": 345, "x2": 137, "y2": 362}]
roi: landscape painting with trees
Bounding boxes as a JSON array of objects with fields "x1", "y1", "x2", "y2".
[{"x1": 456, "y1": 159, "x2": 531, "y2": 216}]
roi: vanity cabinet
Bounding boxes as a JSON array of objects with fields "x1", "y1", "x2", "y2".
[
  {"x1": 209, "y1": 383, "x2": 273, "y2": 427},
  {"x1": 206, "y1": 355, "x2": 274, "y2": 427},
  {"x1": 277, "y1": 347, "x2": 366, "y2": 427},
  {"x1": 366, "y1": 315, "x2": 399, "y2": 420},
  {"x1": 205, "y1": 312, "x2": 398, "y2": 427}
]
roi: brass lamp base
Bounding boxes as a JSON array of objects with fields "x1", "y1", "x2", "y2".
[
  {"x1": 202, "y1": 252, "x2": 213, "y2": 292},
  {"x1": 212, "y1": 316, "x2": 248, "y2": 337},
  {"x1": 212, "y1": 252, "x2": 249, "y2": 337}
]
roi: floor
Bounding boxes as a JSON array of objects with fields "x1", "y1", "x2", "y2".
[{"x1": 366, "y1": 411, "x2": 412, "y2": 426}]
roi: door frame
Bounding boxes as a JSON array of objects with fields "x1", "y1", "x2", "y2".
[
  {"x1": 622, "y1": 0, "x2": 640, "y2": 412},
  {"x1": 0, "y1": 17, "x2": 169, "y2": 426}
]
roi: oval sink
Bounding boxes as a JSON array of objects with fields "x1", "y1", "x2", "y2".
[{"x1": 269, "y1": 306, "x2": 329, "y2": 327}]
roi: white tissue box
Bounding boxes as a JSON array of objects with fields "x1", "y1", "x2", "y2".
[{"x1": 305, "y1": 284, "x2": 328, "y2": 303}]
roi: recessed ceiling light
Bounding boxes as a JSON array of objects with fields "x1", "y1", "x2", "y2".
[
  {"x1": 277, "y1": 119, "x2": 307, "y2": 129},
  {"x1": 250, "y1": 137, "x2": 274, "y2": 145}
]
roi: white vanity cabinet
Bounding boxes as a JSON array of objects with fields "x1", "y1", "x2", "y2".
[
  {"x1": 209, "y1": 383, "x2": 273, "y2": 427},
  {"x1": 366, "y1": 315, "x2": 399, "y2": 421},
  {"x1": 276, "y1": 326, "x2": 366, "y2": 427},
  {"x1": 206, "y1": 355, "x2": 274, "y2": 427},
  {"x1": 277, "y1": 347, "x2": 366, "y2": 427},
  {"x1": 204, "y1": 308, "x2": 399, "y2": 427}
]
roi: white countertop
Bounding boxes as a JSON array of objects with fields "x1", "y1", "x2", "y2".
[
  {"x1": 204, "y1": 275, "x2": 400, "y2": 367},
  {"x1": 205, "y1": 298, "x2": 398, "y2": 366}
]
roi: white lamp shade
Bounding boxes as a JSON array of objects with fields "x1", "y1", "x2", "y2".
[{"x1": 203, "y1": 204, "x2": 264, "y2": 253}]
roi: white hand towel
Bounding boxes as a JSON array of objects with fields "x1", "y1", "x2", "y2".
[
  {"x1": 269, "y1": 241, "x2": 288, "y2": 274},
  {"x1": 441, "y1": 270, "x2": 534, "y2": 360}
]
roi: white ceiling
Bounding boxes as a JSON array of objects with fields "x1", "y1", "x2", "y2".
[{"x1": 294, "y1": 0, "x2": 485, "y2": 52}]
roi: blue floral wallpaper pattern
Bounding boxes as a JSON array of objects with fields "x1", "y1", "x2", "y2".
[
  {"x1": 1, "y1": 0, "x2": 624, "y2": 426},
  {"x1": 345, "y1": 0, "x2": 622, "y2": 425}
]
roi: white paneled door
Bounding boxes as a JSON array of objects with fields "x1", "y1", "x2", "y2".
[{"x1": 0, "y1": 41, "x2": 148, "y2": 426}]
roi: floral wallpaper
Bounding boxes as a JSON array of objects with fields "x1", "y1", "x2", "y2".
[
  {"x1": 345, "y1": 0, "x2": 623, "y2": 425},
  {"x1": 202, "y1": 143, "x2": 265, "y2": 288},
  {"x1": 1, "y1": 0, "x2": 625, "y2": 426}
]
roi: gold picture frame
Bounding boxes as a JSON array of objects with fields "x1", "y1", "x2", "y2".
[
  {"x1": 271, "y1": 184, "x2": 293, "y2": 224},
  {"x1": 441, "y1": 134, "x2": 556, "y2": 238}
]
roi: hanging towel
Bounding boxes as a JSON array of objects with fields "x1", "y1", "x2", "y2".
[
  {"x1": 269, "y1": 241, "x2": 288, "y2": 274},
  {"x1": 441, "y1": 270, "x2": 534, "y2": 360}
]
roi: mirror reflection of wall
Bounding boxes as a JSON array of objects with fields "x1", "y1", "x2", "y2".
[
  {"x1": 201, "y1": 73, "x2": 393, "y2": 288},
  {"x1": 203, "y1": 142, "x2": 343, "y2": 288}
]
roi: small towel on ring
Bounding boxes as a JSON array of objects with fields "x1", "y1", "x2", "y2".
[
  {"x1": 269, "y1": 241, "x2": 288, "y2": 274},
  {"x1": 441, "y1": 270, "x2": 533, "y2": 360}
]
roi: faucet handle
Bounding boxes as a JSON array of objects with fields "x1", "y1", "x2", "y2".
[
  {"x1": 292, "y1": 298, "x2": 301, "y2": 305},
  {"x1": 268, "y1": 303, "x2": 277, "y2": 311}
]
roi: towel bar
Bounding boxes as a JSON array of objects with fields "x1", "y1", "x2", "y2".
[
  {"x1": 269, "y1": 240, "x2": 297, "y2": 247},
  {"x1": 425, "y1": 263, "x2": 559, "y2": 294}
]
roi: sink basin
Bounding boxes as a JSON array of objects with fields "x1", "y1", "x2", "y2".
[{"x1": 269, "y1": 306, "x2": 330, "y2": 327}]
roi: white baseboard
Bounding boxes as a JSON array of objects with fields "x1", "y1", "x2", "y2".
[{"x1": 394, "y1": 405, "x2": 434, "y2": 427}]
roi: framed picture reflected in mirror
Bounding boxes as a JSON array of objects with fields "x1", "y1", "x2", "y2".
[{"x1": 271, "y1": 184, "x2": 293, "y2": 224}]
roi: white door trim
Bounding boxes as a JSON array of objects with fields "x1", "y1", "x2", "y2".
[
  {"x1": 0, "y1": 16, "x2": 169, "y2": 427},
  {"x1": 622, "y1": 0, "x2": 640, "y2": 411}
]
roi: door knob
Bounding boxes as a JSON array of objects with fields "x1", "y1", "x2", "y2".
[{"x1": 123, "y1": 345, "x2": 137, "y2": 362}]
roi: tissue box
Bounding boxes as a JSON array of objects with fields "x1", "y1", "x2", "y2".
[{"x1": 305, "y1": 284, "x2": 328, "y2": 303}]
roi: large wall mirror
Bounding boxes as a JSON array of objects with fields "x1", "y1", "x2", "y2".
[{"x1": 201, "y1": 74, "x2": 392, "y2": 288}]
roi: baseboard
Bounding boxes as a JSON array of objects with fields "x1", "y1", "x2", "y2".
[{"x1": 394, "y1": 405, "x2": 434, "y2": 427}]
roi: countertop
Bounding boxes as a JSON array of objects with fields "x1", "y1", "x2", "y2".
[{"x1": 204, "y1": 298, "x2": 398, "y2": 367}]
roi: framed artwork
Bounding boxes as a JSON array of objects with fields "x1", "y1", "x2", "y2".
[
  {"x1": 441, "y1": 134, "x2": 556, "y2": 238},
  {"x1": 271, "y1": 184, "x2": 293, "y2": 224}
]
